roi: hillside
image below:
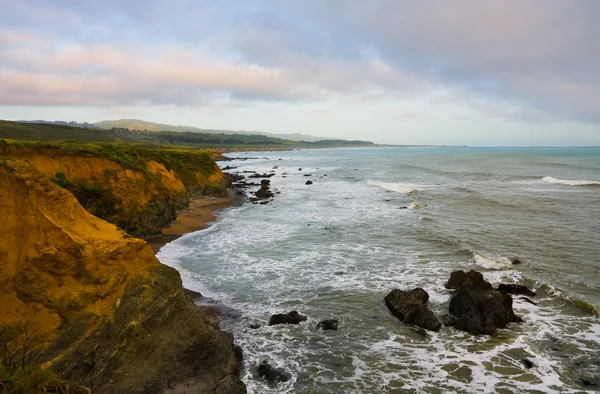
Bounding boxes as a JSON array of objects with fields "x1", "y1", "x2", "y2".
[
  {"x1": 94, "y1": 118, "x2": 326, "y2": 142},
  {"x1": 0, "y1": 120, "x2": 375, "y2": 149}
]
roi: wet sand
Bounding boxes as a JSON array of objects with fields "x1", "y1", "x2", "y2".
[{"x1": 148, "y1": 189, "x2": 241, "y2": 253}]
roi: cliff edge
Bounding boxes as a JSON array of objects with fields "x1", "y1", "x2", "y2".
[
  {"x1": 0, "y1": 160, "x2": 245, "y2": 393},
  {"x1": 0, "y1": 142, "x2": 228, "y2": 238}
]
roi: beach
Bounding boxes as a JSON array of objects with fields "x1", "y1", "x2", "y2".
[{"x1": 148, "y1": 189, "x2": 241, "y2": 253}]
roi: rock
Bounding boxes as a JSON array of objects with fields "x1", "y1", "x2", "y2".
[
  {"x1": 305, "y1": 180, "x2": 313, "y2": 185},
  {"x1": 260, "y1": 179, "x2": 271, "y2": 186},
  {"x1": 497, "y1": 284, "x2": 536, "y2": 297},
  {"x1": 257, "y1": 360, "x2": 291, "y2": 384},
  {"x1": 298, "y1": 168, "x2": 302, "y2": 171},
  {"x1": 268, "y1": 311, "x2": 307, "y2": 326},
  {"x1": 183, "y1": 288, "x2": 203, "y2": 301},
  {"x1": 510, "y1": 257, "x2": 522, "y2": 265},
  {"x1": 249, "y1": 173, "x2": 275, "y2": 178},
  {"x1": 249, "y1": 322, "x2": 262, "y2": 329},
  {"x1": 447, "y1": 270, "x2": 522, "y2": 335},
  {"x1": 521, "y1": 359, "x2": 534, "y2": 369},
  {"x1": 255, "y1": 183, "x2": 274, "y2": 199},
  {"x1": 384, "y1": 288, "x2": 441, "y2": 331},
  {"x1": 411, "y1": 327, "x2": 427, "y2": 337},
  {"x1": 316, "y1": 319, "x2": 339, "y2": 331},
  {"x1": 304, "y1": 174, "x2": 312, "y2": 176},
  {"x1": 445, "y1": 270, "x2": 491, "y2": 291},
  {"x1": 441, "y1": 314, "x2": 458, "y2": 327}
]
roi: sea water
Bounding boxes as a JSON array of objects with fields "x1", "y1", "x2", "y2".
[{"x1": 157, "y1": 147, "x2": 600, "y2": 393}]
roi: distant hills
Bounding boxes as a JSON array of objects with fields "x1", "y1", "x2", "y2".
[
  {"x1": 2, "y1": 120, "x2": 374, "y2": 149},
  {"x1": 94, "y1": 119, "x2": 325, "y2": 142}
]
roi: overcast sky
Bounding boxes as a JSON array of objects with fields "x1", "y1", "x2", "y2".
[{"x1": 1, "y1": 0, "x2": 599, "y2": 145}]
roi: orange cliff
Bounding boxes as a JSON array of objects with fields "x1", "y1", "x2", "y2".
[
  {"x1": 0, "y1": 160, "x2": 245, "y2": 393},
  {"x1": 0, "y1": 144, "x2": 229, "y2": 238}
]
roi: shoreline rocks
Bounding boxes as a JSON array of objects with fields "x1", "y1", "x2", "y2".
[
  {"x1": 268, "y1": 311, "x2": 307, "y2": 326},
  {"x1": 447, "y1": 270, "x2": 522, "y2": 335},
  {"x1": 384, "y1": 288, "x2": 441, "y2": 331}
]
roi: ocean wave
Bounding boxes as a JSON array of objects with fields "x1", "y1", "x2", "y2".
[
  {"x1": 367, "y1": 180, "x2": 422, "y2": 194},
  {"x1": 542, "y1": 176, "x2": 600, "y2": 186},
  {"x1": 470, "y1": 252, "x2": 514, "y2": 270}
]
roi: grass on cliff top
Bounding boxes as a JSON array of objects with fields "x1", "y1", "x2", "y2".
[{"x1": 0, "y1": 138, "x2": 218, "y2": 181}]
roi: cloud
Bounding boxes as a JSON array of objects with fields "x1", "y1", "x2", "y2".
[{"x1": 0, "y1": 0, "x2": 598, "y2": 129}]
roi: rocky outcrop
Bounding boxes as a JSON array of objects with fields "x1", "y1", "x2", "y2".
[
  {"x1": 497, "y1": 284, "x2": 536, "y2": 297},
  {"x1": 256, "y1": 361, "x2": 291, "y2": 384},
  {"x1": 268, "y1": 311, "x2": 307, "y2": 326},
  {"x1": 445, "y1": 270, "x2": 521, "y2": 335},
  {"x1": 384, "y1": 288, "x2": 441, "y2": 331},
  {"x1": 0, "y1": 160, "x2": 245, "y2": 393},
  {"x1": 316, "y1": 319, "x2": 339, "y2": 331},
  {"x1": 0, "y1": 144, "x2": 228, "y2": 238}
]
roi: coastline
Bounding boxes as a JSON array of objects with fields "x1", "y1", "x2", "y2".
[{"x1": 148, "y1": 188, "x2": 242, "y2": 253}]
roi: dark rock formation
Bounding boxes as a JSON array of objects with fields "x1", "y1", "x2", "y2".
[
  {"x1": 510, "y1": 257, "x2": 522, "y2": 265},
  {"x1": 257, "y1": 361, "x2": 291, "y2": 384},
  {"x1": 521, "y1": 359, "x2": 534, "y2": 369},
  {"x1": 305, "y1": 180, "x2": 313, "y2": 185},
  {"x1": 249, "y1": 173, "x2": 275, "y2": 178},
  {"x1": 447, "y1": 270, "x2": 522, "y2": 335},
  {"x1": 249, "y1": 322, "x2": 262, "y2": 329},
  {"x1": 497, "y1": 284, "x2": 536, "y2": 297},
  {"x1": 304, "y1": 174, "x2": 312, "y2": 176},
  {"x1": 316, "y1": 319, "x2": 339, "y2": 331},
  {"x1": 384, "y1": 288, "x2": 441, "y2": 331},
  {"x1": 441, "y1": 314, "x2": 458, "y2": 327},
  {"x1": 268, "y1": 311, "x2": 307, "y2": 326}
]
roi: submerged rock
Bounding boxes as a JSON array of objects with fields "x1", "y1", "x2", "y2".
[
  {"x1": 510, "y1": 257, "x2": 522, "y2": 265},
  {"x1": 384, "y1": 288, "x2": 441, "y2": 331},
  {"x1": 305, "y1": 180, "x2": 313, "y2": 185},
  {"x1": 268, "y1": 311, "x2": 307, "y2": 326},
  {"x1": 257, "y1": 360, "x2": 291, "y2": 384},
  {"x1": 316, "y1": 319, "x2": 339, "y2": 331},
  {"x1": 521, "y1": 359, "x2": 534, "y2": 369},
  {"x1": 447, "y1": 270, "x2": 522, "y2": 335},
  {"x1": 497, "y1": 283, "x2": 536, "y2": 297}
]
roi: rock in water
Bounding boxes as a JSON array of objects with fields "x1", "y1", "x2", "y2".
[
  {"x1": 268, "y1": 311, "x2": 307, "y2": 326},
  {"x1": 384, "y1": 288, "x2": 441, "y2": 331},
  {"x1": 497, "y1": 283, "x2": 536, "y2": 297},
  {"x1": 447, "y1": 270, "x2": 522, "y2": 335},
  {"x1": 306, "y1": 180, "x2": 313, "y2": 185},
  {"x1": 316, "y1": 319, "x2": 339, "y2": 331},
  {"x1": 257, "y1": 361, "x2": 291, "y2": 384}
]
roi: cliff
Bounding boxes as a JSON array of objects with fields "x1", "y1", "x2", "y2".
[
  {"x1": 0, "y1": 142, "x2": 228, "y2": 238},
  {"x1": 0, "y1": 159, "x2": 245, "y2": 393}
]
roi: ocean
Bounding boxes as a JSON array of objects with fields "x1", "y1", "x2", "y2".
[{"x1": 157, "y1": 147, "x2": 600, "y2": 393}]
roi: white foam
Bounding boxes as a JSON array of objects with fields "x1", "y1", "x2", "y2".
[
  {"x1": 542, "y1": 176, "x2": 600, "y2": 186},
  {"x1": 367, "y1": 180, "x2": 421, "y2": 194},
  {"x1": 471, "y1": 252, "x2": 513, "y2": 270}
]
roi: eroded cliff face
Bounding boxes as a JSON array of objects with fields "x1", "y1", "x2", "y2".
[
  {"x1": 0, "y1": 145, "x2": 228, "y2": 238},
  {"x1": 0, "y1": 160, "x2": 245, "y2": 393}
]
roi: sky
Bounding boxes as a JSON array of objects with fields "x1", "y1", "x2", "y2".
[{"x1": 1, "y1": 0, "x2": 599, "y2": 146}]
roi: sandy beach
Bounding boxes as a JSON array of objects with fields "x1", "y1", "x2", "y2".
[{"x1": 148, "y1": 189, "x2": 241, "y2": 253}]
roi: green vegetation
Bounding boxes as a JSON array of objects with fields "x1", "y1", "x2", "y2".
[{"x1": 0, "y1": 120, "x2": 375, "y2": 150}]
